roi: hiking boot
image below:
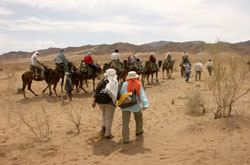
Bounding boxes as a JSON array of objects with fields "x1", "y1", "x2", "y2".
[{"x1": 105, "y1": 134, "x2": 114, "y2": 139}]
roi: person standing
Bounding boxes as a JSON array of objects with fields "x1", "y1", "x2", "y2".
[
  {"x1": 62, "y1": 72, "x2": 73, "y2": 102},
  {"x1": 54, "y1": 49, "x2": 68, "y2": 72},
  {"x1": 185, "y1": 63, "x2": 191, "y2": 82},
  {"x1": 195, "y1": 61, "x2": 203, "y2": 81},
  {"x1": 31, "y1": 51, "x2": 45, "y2": 79},
  {"x1": 206, "y1": 59, "x2": 214, "y2": 76},
  {"x1": 120, "y1": 71, "x2": 149, "y2": 144},
  {"x1": 92, "y1": 69, "x2": 119, "y2": 139}
]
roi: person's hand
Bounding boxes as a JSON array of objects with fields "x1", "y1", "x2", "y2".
[
  {"x1": 141, "y1": 107, "x2": 147, "y2": 111},
  {"x1": 92, "y1": 102, "x2": 97, "y2": 108}
]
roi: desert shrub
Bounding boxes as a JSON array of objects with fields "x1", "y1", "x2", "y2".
[
  {"x1": 17, "y1": 106, "x2": 52, "y2": 141},
  {"x1": 63, "y1": 104, "x2": 84, "y2": 134},
  {"x1": 207, "y1": 56, "x2": 250, "y2": 119},
  {"x1": 186, "y1": 90, "x2": 205, "y2": 116}
]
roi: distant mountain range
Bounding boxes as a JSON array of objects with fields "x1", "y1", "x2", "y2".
[{"x1": 0, "y1": 40, "x2": 250, "y2": 60}]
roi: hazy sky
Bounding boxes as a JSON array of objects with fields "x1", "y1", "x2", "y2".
[{"x1": 0, "y1": 0, "x2": 250, "y2": 54}]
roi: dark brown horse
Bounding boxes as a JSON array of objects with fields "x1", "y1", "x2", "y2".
[
  {"x1": 74, "y1": 64, "x2": 102, "y2": 93},
  {"x1": 142, "y1": 61, "x2": 162, "y2": 85},
  {"x1": 180, "y1": 63, "x2": 185, "y2": 78},
  {"x1": 21, "y1": 65, "x2": 63, "y2": 99},
  {"x1": 162, "y1": 60, "x2": 175, "y2": 79},
  {"x1": 103, "y1": 61, "x2": 129, "y2": 82}
]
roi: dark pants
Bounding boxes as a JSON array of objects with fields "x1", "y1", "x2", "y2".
[
  {"x1": 88, "y1": 64, "x2": 96, "y2": 73},
  {"x1": 63, "y1": 90, "x2": 72, "y2": 100},
  {"x1": 195, "y1": 71, "x2": 201, "y2": 81},
  {"x1": 185, "y1": 73, "x2": 190, "y2": 82}
]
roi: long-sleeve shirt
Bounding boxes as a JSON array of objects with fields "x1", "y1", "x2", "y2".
[
  {"x1": 54, "y1": 52, "x2": 67, "y2": 65},
  {"x1": 31, "y1": 54, "x2": 39, "y2": 67},
  {"x1": 65, "y1": 77, "x2": 72, "y2": 91},
  {"x1": 120, "y1": 82, "x2": 149, "y2": 112},
  {"x1": 84, "y1": 56, "x2": 94, "y2": 64}
]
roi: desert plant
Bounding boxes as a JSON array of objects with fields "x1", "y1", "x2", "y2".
[
  {"x1": 207, "y1": 56, "x2": 250, "y2": 119},
  {"x1": 63, "y1": 104, "x2": 84, "y2": 134},
  {"x1": 17, "y1": 106, "x2": 52, "y2": 141},
  {"x1": 186, "y1": 90, "x2": 205, "y2": 116}
]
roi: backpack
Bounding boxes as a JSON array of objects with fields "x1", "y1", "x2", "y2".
[{"x1": 94, "y1": 79, "x2": 112, "y2": 104}]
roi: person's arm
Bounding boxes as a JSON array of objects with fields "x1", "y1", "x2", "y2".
[
  {"x1": 90, "y1": 56, "x2": 94, "y2": 64},
  {"x1": 61, "y1": 54, "x2": 68, "y2": 65},
  {"x1": 139, "y1": 85, "x2": 149, "y2": 111}
]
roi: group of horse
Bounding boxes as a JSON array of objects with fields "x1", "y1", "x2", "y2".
[{"x1": 21, "y1": 59, "x2": 175, "y2": 99}]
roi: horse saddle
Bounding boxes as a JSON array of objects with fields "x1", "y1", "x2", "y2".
[
  {"x1": 30, "y1": 65, "x2": 41, "y2": 75},
  {"x1": 55, "y1": 63, "x2": 65, "y2": 72},
  {"x1": 80, "y1": 63, "x2": 93, "y2": 75},
  {"x1": 110, "y1": 61, "x2": 123, "y2": 72}
]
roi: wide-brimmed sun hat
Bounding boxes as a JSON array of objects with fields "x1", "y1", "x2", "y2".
[{"x1": 127, "y1": 71, "x2": 139, "y2": 79}]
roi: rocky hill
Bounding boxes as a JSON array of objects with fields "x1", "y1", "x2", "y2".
[{"x1": 0, "y1": 40, "x2": 250, "y2": 60}]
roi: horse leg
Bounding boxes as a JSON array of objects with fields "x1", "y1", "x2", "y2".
[
  {"x1": 80, "y1": 79, "x2": 87, "y2": 93},
  {"x1": 151, "y1": 73, "x2": 154, "y2": 83},
  {"x1": 28, "y1": 82, "x2": 37, "y2": 96},
  {"x1": 162, "y1": 68, "x2": 165, "y2": 79},
  {"x1": 93, "y1": 78, "x2": 95, "y2": 91},
  {"x1": 85, "y1": 79, "x2": 88, "y2": 87},
  {"x1": 156, "y1": 71, "x2": 159, "y2": 82},
  {"x1": 53, "y1": 83, "x2": 58, "y2": 97},
  {"x1": 61, "y1": 77, "x2": 64, "y2": 93},
  {"x1": 147, "y1": 74, "x2": 150, "y2": 84},
  {"x1": 22, "y1": 82, "x2": 27, "y2": 99},
  {"x1": 42, "y1": 85, "x2": 49, "y2": 94}
]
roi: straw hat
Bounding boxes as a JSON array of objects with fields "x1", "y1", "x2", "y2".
[{"x1": 127, "y1": 71, "x2": 139, "y2": 79}]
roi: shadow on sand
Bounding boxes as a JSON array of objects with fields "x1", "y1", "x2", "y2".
[{"x1": 91, "y1": 135, "x2": 152, "y2": 157}]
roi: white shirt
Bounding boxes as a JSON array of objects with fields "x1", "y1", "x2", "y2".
[
  {"x1": 31, "y1": 53, "x2": 39, "y2": 67},
  {"x1": 195, "y1": 62, "x2": 203, "y2": 72},
  {"x1": 206, "y1": 61, "x2": 214, "y2": 67},
  {"x1": 129, "y1": 54, "x2": 141, "y2": 63},
  {"x1": 111, "y1": 53, "x2": 120, "y2": 61},
  {"x1": 54, "y1": 55, "x2": 64, "y2": 64}
]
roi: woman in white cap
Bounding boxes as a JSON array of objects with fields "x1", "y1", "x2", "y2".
[
  {"x1": 120, "y1": 71, "x2": 149, "y2": 144},
  {"x1": 92, "y1": 69, "x2": 119, "y2": 139}
]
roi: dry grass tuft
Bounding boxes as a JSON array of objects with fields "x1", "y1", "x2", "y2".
[
  {"x1": 62, "y1": 104, "x2": 84, "y2": 134},
  {"x1": 186, "y1": 90, "x2": 205, "y2": 116},
  {"x1": 17, "y1": 106, "x2": 52, "y2": 141}
]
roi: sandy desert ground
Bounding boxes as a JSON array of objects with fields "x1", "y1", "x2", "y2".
[{"x1": 0, "y1": 52, "x2": 250, "y2": 165}]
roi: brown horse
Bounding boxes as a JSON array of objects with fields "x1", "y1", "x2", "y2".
[
  {"x1": 103, "y1": 61, "x2": 128, "y2": 82},
  {"x1": 74, "y1": 64, "x2": 102, "y2": 93},
  {"x1": 124, "y1": 60, "x2": 144, "y2": 80},
  {"x1": 162, "y1": 60, "x2": 175, "y2": 79},
  {"x1": 180, "y1": 63, "x2": 185, "y2": 78},
  {"x1": 21, "y1": 65, "x2": 63, "y2": 99},
  {"x1": 142, "y1": 61, "x2": 162, "y2": 85}
]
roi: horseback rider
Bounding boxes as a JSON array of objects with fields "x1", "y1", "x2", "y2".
[
  {"x1": 111, "y1": 49, "x2": 123, "y2": 71},
  {"x1": 84, "y1": 51, "x2": 97, "y2": 75},
  {"x1": 182, "y1": 52, "x2": 191, "y2": 65},
  {"x1": 149, "y1": 52, "x2": 156, "y2": 63},
  {"x1": 165, "y1": 52, "x2": 171, "y2": 62},
  {"x1": 54, "y1": 49, "x2": 68, "y2": 73},
  {"x1": 128, "y1": 53, "x2": 143, "y2": 70},
  {"x1": 31, "y1": 51, "x2": 45, "y2": 79}
]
